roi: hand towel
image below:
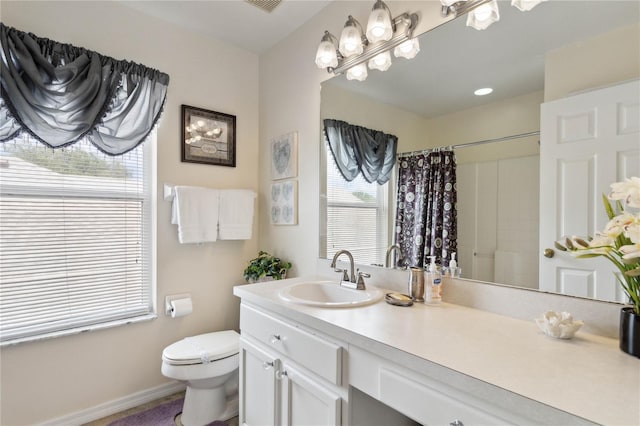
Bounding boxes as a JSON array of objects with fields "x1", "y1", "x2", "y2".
[
  {"x1": 173, "y1": 186, "x2": 220, "y2": 244},
  {"x1": 218, "y1": 189, "x2": 256, "y2": 240}
]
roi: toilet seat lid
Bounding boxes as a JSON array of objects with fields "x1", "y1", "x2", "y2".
[{"x1": 163, "y1": 330, "x2": 239, "y2": 365}]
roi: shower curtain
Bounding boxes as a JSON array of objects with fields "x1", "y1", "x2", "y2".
[{"x1": 394, "y1": 150, "x2": 457, "y2": 268}]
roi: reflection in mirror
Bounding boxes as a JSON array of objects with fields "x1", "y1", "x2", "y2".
[{"x1": 320, "y1": 1, "x2": 640, "y2": 303}]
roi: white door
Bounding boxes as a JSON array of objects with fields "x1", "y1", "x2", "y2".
[
  {"x1": 279, "y1": 363, "x2": 341, "y2": 426},
  {"x1": 539, "y1": 80, "x2": 640, "y2": 302},
  {"x1": 240, "y1": 337, "x2": 279, "y2": 426}
]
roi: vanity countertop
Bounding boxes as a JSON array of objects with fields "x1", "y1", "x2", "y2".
[{"x1": 234, "y1": 276, "x2": 640, "y2": 426}]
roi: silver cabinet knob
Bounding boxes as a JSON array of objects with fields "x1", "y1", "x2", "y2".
[
  {"x1": 262, "y1": 361, "x2": 275, "y2": 370},
  {"x1": 450, "y1": 421, "x2": 464, "y2": 426},
  {"x1": 270, "y1": 334, "x2": 281, "y2": 344}
]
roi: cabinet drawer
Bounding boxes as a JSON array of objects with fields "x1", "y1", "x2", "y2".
[
  {"x1": 379, "y1": 368, "x2": 514, "y2": 426},
  {"x1": 240, "y1": 304, "x2": 342, "y2": 385}
]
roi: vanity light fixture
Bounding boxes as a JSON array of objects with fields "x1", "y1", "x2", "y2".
[
  {"x1": 315, "y1": 1, "x2": 419, "y2": 81},
  {"x1": 366, "y1": 0, "x2": 394, "y2": 43},
  {"x1": 441, "y1": 0, "x2": 546, "y2": 31},
  {"x1": 466, "y1": 0, "x2": 500, "y2": 30},
  {"x1": 394, "y1": 38, "x2": 420, "y2": 60},
  {"x1": 368, "y1": 50, "x2": 392, "y2": 72},
  {"x1": 346, "y1": 62, "x2": 369, "y2": 81},
  {"x1": 339, "y1": 15, "x2": 366, "y2": 58},
  {"x1": 511, "y1": 0, "x2": 547, "y2": 12},
  {"x1": 315, "y1": 31, "x2": 339, "y2": 69}
]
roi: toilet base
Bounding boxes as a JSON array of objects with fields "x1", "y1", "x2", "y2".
[{"x1": 181, "y1": 386, "x2": 238, "y2": 426}]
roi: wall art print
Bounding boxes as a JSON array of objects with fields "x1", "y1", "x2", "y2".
[
  {"x1": 181, "y1": 105, "x2": 236, "y2": 167},
  {"x1": 270, "y1": 180, "x2": 298, "y2": 225},
  {"x1": 271, "y1": 131, "x2": 298, "y2": 180}
]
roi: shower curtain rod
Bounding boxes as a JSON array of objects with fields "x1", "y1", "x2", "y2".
[{"x1": 396, "y1": 130, "x2": 540, "y2": 158}]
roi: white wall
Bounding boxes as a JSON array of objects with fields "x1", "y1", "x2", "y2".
[
  {"x1": 0, "y1": 2, "x2": 259, "y2": 424},
  {"x1": 545, "y1": 23, "x2": 640, "y2": 101},
  {"x1": 320, "y1": 82, "x2": 430, "y2": 152}
]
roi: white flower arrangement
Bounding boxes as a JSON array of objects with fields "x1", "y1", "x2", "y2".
[{"x1": 555, "y1": 177, "x2": 640, "y2": 314}]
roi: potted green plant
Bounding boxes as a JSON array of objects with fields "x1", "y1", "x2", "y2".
[
  {"x1": 555, "y1": 177, "x2": 640, "y2": 357},
  {"x1": 244, "y1": 250, "x2": 292, "y2": 283}
]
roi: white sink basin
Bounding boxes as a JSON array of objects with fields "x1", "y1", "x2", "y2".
[{"x1": 278, "y1": 281, "x2": 383, "y2": 308}]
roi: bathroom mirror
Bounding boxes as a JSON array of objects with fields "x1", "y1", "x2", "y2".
[{"x1": 320, "y1": 0, "x2": 639, "y2": 303}]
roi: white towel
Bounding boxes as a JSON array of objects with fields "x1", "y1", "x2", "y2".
[
  {"x1": 172, "y1": 186, "x2": 220, "y2": 244},
  {"x1": 218, "y1": 189, "x2": 256, "y2": 240}
]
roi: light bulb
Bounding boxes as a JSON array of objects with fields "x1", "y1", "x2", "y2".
[
  {"x1": 366, "y1": 1, "x2": 393, "y2": 43},
  {"x1": 511, "y1": 0, "x2": 546, "y2": 12},
  {"x1": 368, "y1": 51, "x2": 392, "y2": 72},
  {"x1": 339, "y1": 16, "x2": 364, "y2": 57},
  {"x1": 466, "y1": 0, "x2": 500, "y2": 30},
  {"x1": 346, "y1": 63, "x2": 368, "y2": 81},
  {"x1": 315, "y1": 39, "x2": 338, "y2": 69},
  {"x1": 394, "y1": 38, "x2": 420, "y2": 59}
]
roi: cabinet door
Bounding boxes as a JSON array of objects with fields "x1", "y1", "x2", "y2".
[
  {"x1": 240, "y1": 337, "x2": 279, "y2": 426},
  {"x1": 280, "y1": 363, "x2": 341, "y2": 426}
]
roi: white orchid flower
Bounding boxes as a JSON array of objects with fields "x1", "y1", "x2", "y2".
[
  {"x1": 620, "y1": 243, "x2": 640, "y2": 260},
  {"x1": 624, "y1": 220, "x2": 640, "y2": 244},
  {"x1": 603, "y1": 212, "x2": 635, "y2": 238},
  {"x1": 569, "y1": 234, "x2": 615, "y2": 256},
  {"x1": 609, "y1": 177, "x2": 640, "y2": 208}
]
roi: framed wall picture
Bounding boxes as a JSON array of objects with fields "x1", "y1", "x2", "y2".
[
  {"x1": 270, "y1": 180, "x2": 298, "y2": 225},
  {"x1": 271, "y1": 131, "x2": 298, "y2": 180},
  {"x1": 181, "y1": 105, "x2": 236, "y2": 167}
]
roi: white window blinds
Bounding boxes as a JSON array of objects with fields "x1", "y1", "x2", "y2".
[
  {"x1": 325, "y1": 144, "x2": 388, "y2": 266},
  {"x1": 0, "y1": 136, "x2": 153, "y2": 344}
]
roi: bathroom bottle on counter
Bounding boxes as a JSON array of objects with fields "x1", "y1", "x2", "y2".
[
  {"x1": 424, "y1": 256, "x2": 442, "y2": 305},
  {"x1": 446, "y1": 252, "x2": 458, "y2": 278}
]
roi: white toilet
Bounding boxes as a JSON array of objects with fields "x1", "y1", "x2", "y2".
[{"x1": 161, "y1": 330, "x2": 240, "y2": 426}]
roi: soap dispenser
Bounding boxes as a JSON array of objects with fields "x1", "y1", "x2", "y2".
[{"x1": 424, "y1": 256, "x2": 442, "y2": 305}]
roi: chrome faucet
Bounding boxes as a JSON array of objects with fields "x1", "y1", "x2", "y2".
[
  {"x1": 385, "y1": 244, "x2": 403, "y2": 268},
  {"x1": 330, "y1": 249, "x2": 369, "y2": 290}
]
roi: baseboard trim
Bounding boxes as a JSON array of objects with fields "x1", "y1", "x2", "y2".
[{"x1": 39, "y1": 381, "x2": 186, "y2": 426}]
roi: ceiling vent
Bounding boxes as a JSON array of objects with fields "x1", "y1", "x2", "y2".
[{"x1": 245, "y1": 0, "x2": 282, "y2": 13}]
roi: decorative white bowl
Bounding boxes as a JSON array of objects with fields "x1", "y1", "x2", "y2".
[{"x1": 535, "y1": 311, "x2": 584, "y2": 339}]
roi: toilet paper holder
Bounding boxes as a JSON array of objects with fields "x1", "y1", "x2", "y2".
[{"x1": 165, "y1": 293, "x2": 192, "y2": 316}]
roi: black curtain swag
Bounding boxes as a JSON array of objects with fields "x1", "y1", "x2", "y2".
[
  {"x1": 0, "y1": 23, "x2": 170, "y2": 156},
  {"x1": 324, "y1": 118, "x2": 397, "y2": 185}
]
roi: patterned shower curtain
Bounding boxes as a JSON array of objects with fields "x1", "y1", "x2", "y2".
[{"x1": 394, "y1": 150, "x2": 457, "y2": 268}]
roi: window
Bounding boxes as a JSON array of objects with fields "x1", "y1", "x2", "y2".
[
  {"x1": 0, "y1": 135, "x2": 155, "y2": 345},
  {"x1": 323, "y1": 143, "x2": 389, "y2": 266}
]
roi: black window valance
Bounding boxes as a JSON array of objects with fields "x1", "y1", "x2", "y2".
[
  {"x1": 0, "y1": 23, "x2": 169, "y2": 155},
  {"x1": 323, "y1": 118, "x2": 397, "y2": 185}
]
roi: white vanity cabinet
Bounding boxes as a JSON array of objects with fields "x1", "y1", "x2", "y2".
[
  {"x1": 239, "y1": 303, "x2": 345, "y2": 426},
  {"x1": 348, "y1": 345, "x2": 535, "y2": 426},
  {"x1": 234, "y1": 278, "x2": 635, "y2": 426}
]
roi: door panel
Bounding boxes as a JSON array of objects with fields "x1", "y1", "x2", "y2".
[
  {"x1": 540, "y1": 80, "x2": 640, "y2": 302},
  {"x1": 240, "y1": 338, "x2": 279, "y2": 426},
  {"x1": 280, "y1": 364, "x2": 340, "y2": 426}
]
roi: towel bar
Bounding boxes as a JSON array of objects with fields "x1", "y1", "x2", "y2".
[{"x1": 163, "y1": 184, "x2": 175, "y2": 201}]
